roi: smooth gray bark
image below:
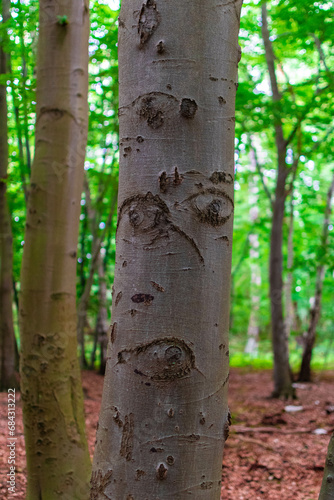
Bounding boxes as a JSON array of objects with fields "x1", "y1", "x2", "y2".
[
  {"x1": 19, "y1": 1, "x2": 91, "y2": 497},
  {"x1": 91, "y1": 0, "x2": 243, "y2": 497}
]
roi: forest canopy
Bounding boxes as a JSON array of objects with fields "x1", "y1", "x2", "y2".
[{"x1": 3, "y1": 0, "x2": 333, "y2": 371}]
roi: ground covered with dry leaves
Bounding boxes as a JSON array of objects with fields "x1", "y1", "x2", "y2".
[{"x1": 0, "y1": 368, "x2": 333, "y2": 499}]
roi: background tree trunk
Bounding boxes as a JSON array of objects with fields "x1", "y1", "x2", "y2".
[
  {"x1": 261, "y1": 2, "x2": 294, "y2": 398},
  {"x1": 92, "y1": 251, "x2": 109, "y2": 374},
  {"x1": 245, "y1": 142, "x2": 260, "y2": 356},
  {"x1": 284, "y1": 198, "x2": 294, "y2": 339},
  {"x1": 319, "y1": 432, "x2": 334, "y2": 500},
  {"x1": 299, "y1": 169, "x2": 334, "y2": 382},
  {"x1": 19, "y1": 1, "x2": 91, "y2": 498},
  {"x1": 91, "y1": 0, "x2": 242, "y2": 498},
  {"x1": 0, "y1": 0, "x2": 18, "y2": 391},
  {"x1": 77, "y1": 177, "x2": 117, "y2": 367}
]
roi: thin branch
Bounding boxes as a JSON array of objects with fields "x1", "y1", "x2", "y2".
[
  {"x1": 248, "y1": 135, "x2": 273, "y2": 206},
  {"x1": 232, "y1": 229, "x2": 251, "y2": 277},
  {"x1": 285, "y1": 84, "x2": 329, "y2": 147},
  {"x1": 311, "y1": 33, "x2": 331, "y2": 76}
]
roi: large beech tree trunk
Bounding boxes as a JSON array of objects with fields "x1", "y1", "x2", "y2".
[
  {"x1": 299, "y1": 169, "x2": 334, "y2": 382},
  {"x1": 19, "y1": 1, "x2": 91, "y2": 498},
  {"x1": 91, "y1": 0, "x2": 243, "y2": 497},
  {"x1": 261, "y1": 2, "x2": 294, "y2": 398},
  {"x1": 319, "y1": 432, "x2": 334, "y2": 500},
  {"x1": 0, "y1": 0, "x2": 17, "y2": 391}
]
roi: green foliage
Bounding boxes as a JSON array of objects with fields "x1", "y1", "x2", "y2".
[
  {"x1": 230, "y1": 0, "x2": 334, "y2": 365},
  {"x1": 4, "y1": 0, "x2": 334, "y2": 371}
]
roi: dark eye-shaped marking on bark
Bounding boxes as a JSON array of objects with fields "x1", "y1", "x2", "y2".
[
  {"x1": 118, "y1": 192, "x2": 169, "y2": 231},
  {"x1": 120, "y1": 93, "x2": 198, "y2": 130},
  {"x1": 186, "y1": 188, "x2": 234, "y2": 227},
  {"x1": 135, "y1": 92, "x2": 178, "y2": 129},
  {"x1": 117, "y1": 192, "x2": 204, "y2": 263},
  {"x1": 138, "y1": 0, "x2": 160, "y2": 46},
  {"x1": 117, "y1": 337, "x2": 196, "y2": 381}
]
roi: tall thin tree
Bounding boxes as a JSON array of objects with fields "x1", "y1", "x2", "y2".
[
  {"x1": 19, "y1": 1, "x2": 91, "y2": 498},
  {"x1": 261, "y1": 2, "x2": 295, "y2": 398},
  {"x1": 299, "y1": 169, "x2": 334, "y2": 382},
  {"x1": 0, "y1": 0, "x2": 17, "y2": 391},
  {"x1": 91, "y1": 0, "x2": 243, "y2": 497}
]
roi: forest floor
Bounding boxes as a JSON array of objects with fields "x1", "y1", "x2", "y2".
[{"x1": 0, "y1": 368, "x2": 333, "y2": 499}]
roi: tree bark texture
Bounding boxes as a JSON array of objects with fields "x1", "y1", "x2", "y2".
[
  {"x1": 299, "y1": 169, "x2": 334, "y2": 382},
  {"x1": 91, "y1": 0, "x2": 242, "y2": 498},
  {"x1": 261, "y1": 2, "x2": 294, "y2": 398},
  {"x1": 19, "y1": 1, "x2": 91, "y2": 498},
  {"x1": 319, "y1": 432, "x2": 334, "y2": 500},
  {"x1": 284, "y1": 199, "x2": 294, "y2": 339},
  {"x1": 0, "y1": 0, "x2": 18, "y2": 391}
]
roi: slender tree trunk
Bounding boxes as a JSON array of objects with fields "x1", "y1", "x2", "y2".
[
  {"x1": 79, "y1": 201, "x2": 88, "y2": 294},
  {"x1": 261, "y1": 2, "x2": 294, "y2": 398},
  {"x1": 285, "y1": 199, "x2": 294, "y2": 338},
  {"x1": 77, "y1": 178, "x2": 117, "y2": 367},
  {"x1": 92, "y1": 251, "x2": 109, "y2": 375},
  {"x1": 245, "y1": 144, "x2": 260, "y2": 356},
  {"x1": 0, "y1": 0, "x2": 18, "y2": 391},
  {"x1": 91, "y1": 0, "x2": 243, "y2": 497},
  {"x1": 319, "y1": 432, "x2": 334, "y2": 500},
  {"x1": 19, "y1": 2, "x2": 91, "y2": 498},
  {"x1": 13, "y1": 101, "x2": 29, "y2": 201},
  {"x1": 77, "y1": 243, "x2": 99, "y2": 368},
  {"x1": 270, "y1": 168, "x2": 294, "y2": 397},
  {"x1": 298, "y1": 169, "x2": 334, "y2": 382}
]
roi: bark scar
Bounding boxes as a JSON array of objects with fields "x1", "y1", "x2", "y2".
[
  {"x1": 138, "y1": 0, "x2": 160, "y2": 46},
  {"x1": 120, "y1": 414, "x2": 134, "y2": 461},
  {"x1": 90, "y1": 469, "x2": 113, "y2": 500}
]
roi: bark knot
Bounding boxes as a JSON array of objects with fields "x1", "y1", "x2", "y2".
[
  {"x1": 180, "y1": 98, "x2": 198, "y2": 119},
  {"x1": 131, "y1": 293, "x2": 154, "y2": 305},
  {"x1": 156, "y1": 463, "x2": 168, "y2": 480}
]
